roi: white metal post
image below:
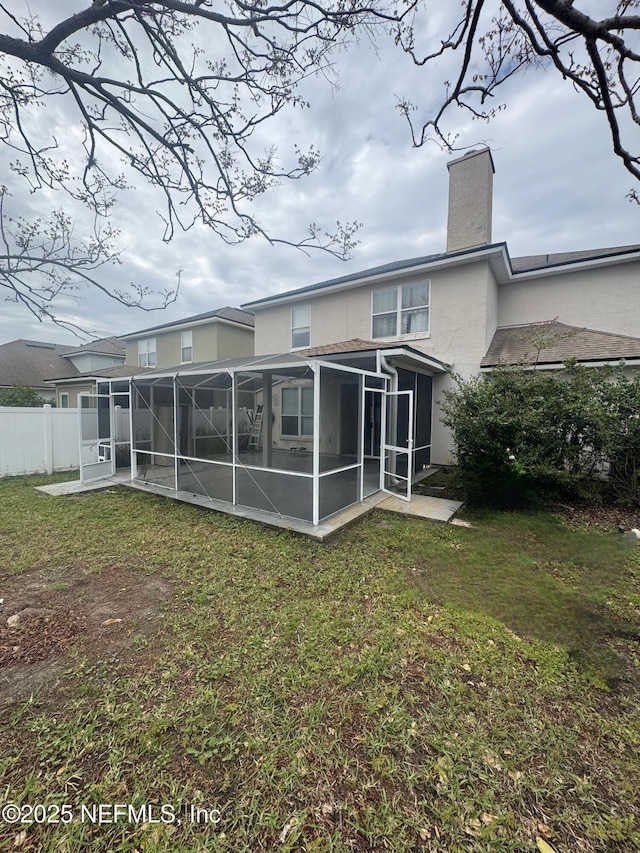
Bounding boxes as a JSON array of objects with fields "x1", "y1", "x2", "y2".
[
  {"x1": 312, "y1": 363, "x2": 320, "y2": 525},
  {"x1": 129, "y1": 381, "x2": 137, "y2": 481},
  {"x1": 379, "y1": 390, "x2": 387, "y2": 493},
  {"x1": 358, "y1": 375, "x2": 364, "y2": 502},
  {"x1": 230, "y1": 371, "x2": 237, "y2": 505},
  {"x1": 173, "y1": 376, "x2": 179, "y2": 491}
]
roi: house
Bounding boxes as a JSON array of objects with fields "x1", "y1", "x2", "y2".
[
  {"x1": 0, "y1": 337, "x2": 125, "y2": 404},
  {"x1": 122, "y1": 306, "x2": 255, "y2": 369},
  {"x1": 78, "y1": 148, "x2": 640, "y2": 531},
  {"x1": 243, "y1": 148, "x2": 640, "y2": 466}
]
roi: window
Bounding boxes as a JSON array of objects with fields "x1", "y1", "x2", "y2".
[
  {"x1": 372, "y1": 282, "x2": 430, "y2": 338},
  {"x1": 281, "y1": 386, "x2": 314, "y2": 436},
  {"x1": 60, "y1": 393, "x2": 69, "y2": 409},
  {"x1": 291, "y1": 304, "x2": 310, "y2": 349},
  {"x1": 181, "y1": 330, "x2": 193, "y2": 363},
  {"x1": 138, "y1": 337, "x2": 157, "y2": 367}
]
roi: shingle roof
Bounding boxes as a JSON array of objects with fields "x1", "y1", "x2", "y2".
[
  {"x1": 62, "y1": 336, "x2": 125, "y2": 357},
  {"x1": 298, "y1": 338, "x2": 406, "y2": 356},
  {"x1": 243, "y1": 242, "x2": 640, "y2": 310},
  {"x1": 123, "y1": 306, "x2": 255, "y2": 338},
  {"x1": 482, "y1": 321, "x2": 640, "y2": 367},
  {"x1": 242, "y1": 252, "x2": 451, "y2": 307},
  {"x1": 0, "y1": 339, "x2": 78, "y2": 389},
  {"x1": 510, "y1": 245, "x2": 640, "y2": 272},
  {"x1": 48, "y1": 365, "x2": 154, "y2": 382}
]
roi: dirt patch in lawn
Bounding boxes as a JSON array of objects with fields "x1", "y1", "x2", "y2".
[{"x1": 0, "y1": 562, "x2": 171, "y2": 706}]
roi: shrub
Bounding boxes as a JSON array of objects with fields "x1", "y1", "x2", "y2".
[
  {"x1": 0, "y1": 385, "x2": 48, "y2": 407},
  {"x1": 440, "y1": 362, "x2": 639, "y2": 508}
]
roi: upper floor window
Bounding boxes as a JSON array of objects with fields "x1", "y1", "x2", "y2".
[
  {"x1": 138, "y1": 337, "x2": 156, "y2": 367},
  {"x1": 291, "y1": 304, "x2": 310, "y2": 349},
  {"x1": 181, "y1": 330, "x2": 193, "y2": 364},
  {"x1": 281, "y1": 386, "x2": 314, "y2": 436},
  {"x1": 372, "y1": 282, "x2": 430, "y2": 338}
]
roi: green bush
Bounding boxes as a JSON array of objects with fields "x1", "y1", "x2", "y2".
[
  {"x1": 0, "y1": 385, "x2": 48, "y2": 407},
  {"x1": 441, "y1": 362, "x2": 640, "y2": 508}
]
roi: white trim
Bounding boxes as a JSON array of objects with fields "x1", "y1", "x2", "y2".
[
  {"x1": 291, "y1": 303, "x2": 311, "y2": 350},
  {"x1": 125, "y1": 315, "x2": 254, "y2": 341},
  {"x1": 312, "y1": 364, "x2": 320, "y2": 526},
  {"x1": 371, "y1": 281, "x2": 430, "y2": 340},
  {"x1": 180, "y1": 330, "x2": 193, "y2": 364},
  {"x1": 318, "y1": 462, "x2": 360, "y2": 478}
]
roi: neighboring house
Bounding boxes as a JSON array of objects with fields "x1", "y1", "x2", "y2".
[
  {"x1": 0, "y1": 337, "x2": 125, "y2": 404},
  {"x1": 122, "y1": 306, "x2": 255, "y2": 369},
  {"x1": 50, "y1": 365, "x2": 151, "y2": 409},
  {"x1": 77, "y1": 147, "x2": 640, "y2": 530}
]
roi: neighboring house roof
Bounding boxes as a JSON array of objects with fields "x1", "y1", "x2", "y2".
[
  {"x1": 242, "y1": 242, "x2": 640, "y2": 309},
  {"x1": 482, "y1": 321, "x2": 640, "y2": 367},
  {"x1": 123, "y1": 306, "x2": 255, "y2": 339},
  {"x1": 0, "y1": 339, "x2": 78, "y2": 389},
  {"x1": 0, "y1": 336, "x2": 126, "y2": 391},
  {"x1": 49, "y1": 366, "x2": 154, "y2": 383},
  {"x1": 61, "y1": 336, "x2": 125, "y2": 359}
]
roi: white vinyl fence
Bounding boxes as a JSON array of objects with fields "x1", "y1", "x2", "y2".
[{"x1": 0, "y1": 406, "x2": 80, "y2": 476}]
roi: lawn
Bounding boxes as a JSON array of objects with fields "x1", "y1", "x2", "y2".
[{"x1": 0, "y1": 474, "x2": 639, "y2": 852}]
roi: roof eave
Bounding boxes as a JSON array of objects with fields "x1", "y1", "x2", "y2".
[{"x1": 243, "y1": 244, "x2": 511, "y2": 309}]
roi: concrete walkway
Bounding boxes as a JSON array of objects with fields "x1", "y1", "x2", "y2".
[{"x1": 36, "y1": 476, "x2": 462, "y2": 541}]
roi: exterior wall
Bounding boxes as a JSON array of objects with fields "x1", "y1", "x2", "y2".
[
  {"x1": 125, "y1": 322, "x2": 254, "y2": 368},
  {"x1": 498, "y1": 262, "x2": 640, "y2": 337},
  {"x1": 56, "y1": 382, "x2": 96, "y2": 409},
  {"x1": 216, "y1": 324, "x2": 254, "y2": 360},
  {"x1": 269, "y1": 377, "x2": 314, "y2": 451},
  {"x1": 68, "y1": 353, "x2": 122, "y2": 372},
  {"x1": 0, "y1": 406, "x2": 79, "y2": 476},
  {"x1": 253, "y1": 260, "x2": 497, "y2": 466},
  {"x1": 254, "y1": 260, "x2": 495, "y2": 376}
]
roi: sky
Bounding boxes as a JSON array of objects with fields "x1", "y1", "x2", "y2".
[{"x1": 1, "y1": 2, "x2": 638, "y2": 346}]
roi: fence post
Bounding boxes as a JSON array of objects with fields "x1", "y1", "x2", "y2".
[{"x1": 43, "y1": 404, "x2": 54, "y2": 474}]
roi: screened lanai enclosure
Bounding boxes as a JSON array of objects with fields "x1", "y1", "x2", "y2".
[{"x1": 80, "y1": 350, "x2": 441, "y2": 529}]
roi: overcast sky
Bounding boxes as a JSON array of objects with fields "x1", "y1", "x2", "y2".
[{"x1": 1, "y1": 2, "x2": 638, "y2": 346}]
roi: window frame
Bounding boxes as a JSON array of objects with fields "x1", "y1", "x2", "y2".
[
  {"x1": 138, "y1": 337, "x2": 157, "y2": 368},
  {"x1": 291, "y1": 304, "x2": 311, "y2": 350},
  {"x1": 371, "y1": 281, "x2": 430, "y2": 339},
  {"x1": 281, "y1": 386, "x2": 314, "y2": 437},
  {"x1": 180, "y1": 330, "x2": 193, "y2": 364},
  {"x1": 59, "y1": 392, "x2": 69, "y2": 409}
]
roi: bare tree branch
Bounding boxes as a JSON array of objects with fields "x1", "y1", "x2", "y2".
[
  {"x1": 0, "y1": 1, "x2": 414, "y2": 329},
  {"x1": 398, "y1": 1, "x2": 640, "y2": 185}
]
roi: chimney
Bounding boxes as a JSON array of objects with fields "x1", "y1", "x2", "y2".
[{"x1": 446, "y1": 147, "x2": 495, "y2": 253}]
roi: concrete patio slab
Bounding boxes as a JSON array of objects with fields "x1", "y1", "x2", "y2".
[
  {"x1": 378, "y1": 494, "x2": 462, "y2": 522},
  {"x1": 35, "y1": 477, "x2": 462, "y2": 539}
]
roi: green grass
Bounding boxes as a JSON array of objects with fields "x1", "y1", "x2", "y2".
[{"x1": 0, "y1": 474, "x2": 639, "y2": 852}]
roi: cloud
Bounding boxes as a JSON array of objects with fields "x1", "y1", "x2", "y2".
[{"x1": 1, "y1": 3, "x2": 638, "y2": 345}]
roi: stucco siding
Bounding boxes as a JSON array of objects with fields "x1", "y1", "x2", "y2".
[
  {"x1": 499, "y1": 263, "x2": 640, "y2": 336},
  {"x1": 125, "y1": 321, "x2": 254, "y2": 368},
  {"x1": 57, "y1": 383, "x2": 96, "y2": 409},
  {"x1": 216, "y1": 324, "x2": 254, "y2": 359}
]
